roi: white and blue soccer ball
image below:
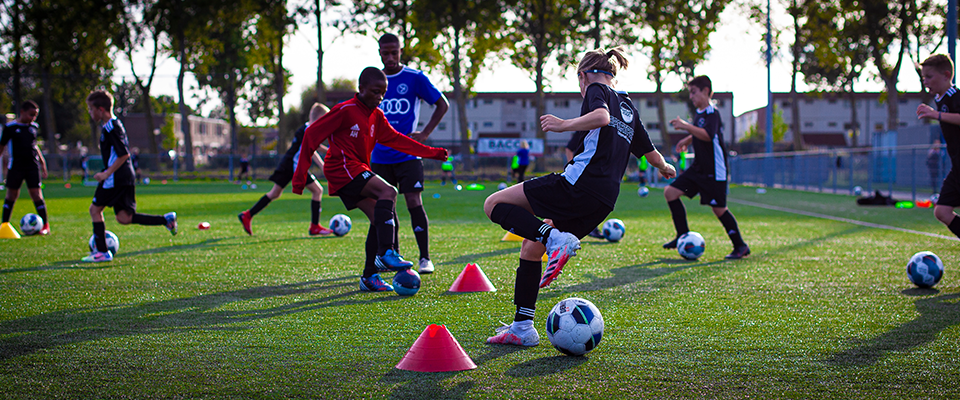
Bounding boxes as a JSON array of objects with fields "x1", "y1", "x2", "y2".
[
  {"x1": 88, "y1": 230, "x2": 120, "y2": 255},
  {"x1": 546, "y1": 297, "x2": 604, "y2": 356},
  {"x1": 20, "y1": 213, "x2": 43, "y2": 236},
  {"x1": 678, "y1": 231, "x2": 706, "y2": 260},
  {"x1": 498, "y1": 182, "x2": 508, "y2": 191},
  {"x1": 329, "y1": 214, "x2": 352, "y2": 237},
  {"x1": 638, "y1": 186, "x2": 649, "y2": 197},
  {"x1": 906, "y1": 251, "x2": 944, "y2": 288},
  {"x1": 601, "y1": 218, "x2": 626, "y2": 242},
  {"x1": 853, "y1": 186, "x2": 863, "y2": 196},
  {"x1": 931, "y1": 193, "x2": 940, "y2": 204}
]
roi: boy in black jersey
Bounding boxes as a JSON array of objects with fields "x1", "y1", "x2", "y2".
[
  {"x1": 82, "y1": 90, "x2": 178, "y2": 263},
  {"x1": 663, "y1": 76, "x2": 750, "y2": 259},
  {"x1": 917, "y1": 54, "x2": 960, "y2": 238},
  {"x1": 238, "y1": 103, "x2": 334, "y2": 236},
  {"x1": 484, "y1": 48, "x2": 675, "y2": 347},
  {"x1": 0, "y1": 100, "x2": 50, "y2": 235}
]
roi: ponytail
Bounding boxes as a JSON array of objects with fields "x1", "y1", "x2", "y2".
[{"x1": 578, "y1": 46, "x2": 629, "y2": 76}]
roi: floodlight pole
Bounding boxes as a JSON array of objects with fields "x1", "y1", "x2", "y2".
[
  {"x1": 765, "y1": 0, "x2": 774, "y2": 186},
  {"x1": 950, "y1": 0, "x2": 957, "y2": 82}
]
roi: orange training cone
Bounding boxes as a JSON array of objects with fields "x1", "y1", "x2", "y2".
[
  {"x1": 448, "y1": 263, "x2": 497, "y2": 292},
  {"x1": 501, "y1": 231, "x2": 523, "y2": 242},
  {"x1": 396, "y1": 324, "x2": 477, "y2": 372},
  {"x1": 0, "y1": 222, "x2": 20, "y2": 239}
]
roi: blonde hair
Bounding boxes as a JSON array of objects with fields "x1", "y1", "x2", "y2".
[
  {"x1": 309, "y1": 103, "x2": 330, "y2": 123},
  {"x1": 577, "y1": 46, "x2": 629, "y2": 77}
]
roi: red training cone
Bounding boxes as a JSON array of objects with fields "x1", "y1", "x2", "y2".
[
  {"x1": 448, "y1": 263, "x2": 497, "y2": 292},
  {"x1": 395, "y1": 324, "x2": 477, "y2": 372}
]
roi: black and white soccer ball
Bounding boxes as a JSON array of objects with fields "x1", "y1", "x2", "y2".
[
  {"x1": 545, "y1": 297, "x2": 604, "y2": 356},
  {"x1": 678, "y1": 231, "x2": 705, "y2": 260},
  {"x1": 601, "y1": 218, "x2": 625, "y2": 242},
  {"x1": 906, "y1": 251, "x2": 944, "y2": 288},
  {"x1": 88, "y1": 231, "x2": 120, "y2": 255},
  {"x1": 329, "y1": 214, "x2": 352, "y2": 237},
  {"x1": 19, "y1": 213, "x2": 43, "y2": 236}
]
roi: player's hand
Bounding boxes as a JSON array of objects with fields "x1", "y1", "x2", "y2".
[
  {"x1": 93, "y1": 171, "x2": 107, "y2": 182},
  {"x1": 540, "y1": 114, "x2": 565, "y2": 133},
  {"x1": 675, "y1": 142, "x2": 688, "y2": 154},
  {"x1": 917, "y1": 104, "x2": 937, "y2": 120},
  {"x1": 658, "y1": 164, "x2": 677, "y2": 179},
  {"x1": 669, "y1": 116, "x2": 688, "y2": 130},
  {"x1": 434, "y1": 148, "x2": 449, "y2": 161},
  {"x1": 410, "y1": 132, "x2": 429, "y2": 143}
]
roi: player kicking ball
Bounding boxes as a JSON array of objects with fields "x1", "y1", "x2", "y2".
[
  {"x1": 291, "y1": 67, "x2": 448, "y2": 292},
  {"x1": 239, "y1": 103, "x2": 334, "y2": 236},
  {"x1": 1, "y1": 101, "x2": 51, "y2": 235},
  {"x1": 662, "y1": 76, "x2": 750, "y2": 260},
  {"x1": 82, "y1": 90, "x2": 177, "y2": 263},
  {"x1": 483, "y1": 47, "x2": 675, "y2": 346}
]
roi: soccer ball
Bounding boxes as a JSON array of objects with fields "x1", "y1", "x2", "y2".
[
  {"x1": 393, "y1": 269, "x2": 421, "y2": 296},
  {"x1": 853, "y1": 186, "x2": 863, "y2": 196},
  {"x1": 19, "y1": 213, "x2": 43, "y2": 236},
  {"x1": 677, "y1": 232, "x2": 705, "y2": 260},
  {"x1": 931, "y1": 193, "x2": 940, "y2": 204},
  {"x1": 88, "y1": 231, "x2": 120, "y2": 255},
  {"x1": 498, "y1": 182, "x2": 508, "y2": 191},
  {"x1": 638, "y1": 186, "x2": 649, "y2": 197},
  {"x1": 546, "y1": 297, "x2": 604, "y2": 356},
  {"x1": 601, "y1": 218, "x2": 626, "y2": 242},
  {"x1": 329, "y1": 214, "x2": 352, "y2": 237},
  {"x1": 906, "y1": 251, "x2": 944, "y2": 288}
]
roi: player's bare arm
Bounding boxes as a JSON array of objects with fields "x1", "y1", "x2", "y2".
[
  {"x1": 93, "y1": 154, "x2": 130, "y2": 182},
  {"x1": 670, "y1": 116, "x2": 710, "y2": 141},
  {"x1": 644, "y1": 150, "x2": 677, "y2": 179},
  {"x1": 675, "y1": 135, "x2": 693, "y2": 154},
  {"x1": 918, "y1": 103, "x2": 960, "y2": 126},
  {"x1": 540, "y1": 108, "x2": 610, "y2": 133},
  {"x1": 411, "y1": 95, "x2": 449, "y2": 143}
]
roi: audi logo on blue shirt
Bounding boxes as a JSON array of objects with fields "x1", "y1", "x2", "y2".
[{"x1": 379, "y1": 98, "x2": 411, "y2": 115}]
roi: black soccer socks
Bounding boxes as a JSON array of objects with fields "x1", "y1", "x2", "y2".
[
  {"x1": 948, "y1": 216, "x2": 960, "y2": 239},
  {"x1": 132, "y1": 213, "x2": 167, "y2": 226},
  {"x1": 93, "y1": 221, "x2": 108, "y2": 252},
  {"x1": 1, "y1": 199, "x2": 13, "y2": 223},
  {"x1": 374, "y1": 200, "x2": 396, "y2": 255},
  {"x1": 514, "y1": 258, "x2": 542, "y2": 322},
  {"x1": 718, "y1": 210, "x2": 746, "y2": 248},
  {"x1": 667, "y1": 199, "x2": 689, "y2": 237},
  {"x1": 490, "y1": 203, "x2": 553, "y2": 244},
  {"x1": 249, "y1": 195, "x2": 272, "y2": 217},
  {"x1": 33, "y1": 200, "x2": 47, "y2": 225},
  {"x1": 409, "y1": 205, "x2": 429, "y2": 260},
  {"x1": 311, "y1": 200, "x2": 321, "y2": 225}
]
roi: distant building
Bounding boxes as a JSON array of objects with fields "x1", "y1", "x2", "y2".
[
  {"x1": 735, "y1": 92, "x2": 930, "y2": 149},
  {"x1": 122, "y1": 113, "x2": 230, "y2": 164}
]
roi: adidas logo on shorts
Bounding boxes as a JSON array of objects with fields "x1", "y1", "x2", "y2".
[{"x1": 414, "y1": 181, "x2": 422, "y2": 188}]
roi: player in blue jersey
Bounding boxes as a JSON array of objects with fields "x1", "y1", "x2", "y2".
[
  {"x1": 371, "y1": 33, "x2": 450, "y2": 274},
  {"x1": 0, "y1": 100, "x2": 50, "y2": 234},
  {"x1": 82, "y1": 90, "x2": 178, "y2": 262},
  {"x1": 663, "y1": 76, "x2": 750, "y2": 260}
]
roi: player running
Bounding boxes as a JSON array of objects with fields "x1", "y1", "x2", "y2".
[
  {"x1": 1, "y1": 101, "x2": 50, "y2": 235},
  {"x1": 291, "y1": 67, "x2": 448, "y2": 292},
  {"x1": 917, "y1": 54, "x2": 960, "y2": 240},
  {"x1": 239, "y1": 103, "x2": 334, "y2": 236},
  {"x1": 483, "y1": 47, "x2": 676, "y2": 346}
]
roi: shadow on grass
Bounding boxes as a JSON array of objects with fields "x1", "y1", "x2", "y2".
[
  {"x1": 824, "y1": 292, "x2": 960, "y2": 367},
  {"x1": 438, "y1": 248, "x2": 520, "y2": 266},
  {"x1": 505, "y1": 354, "x2": 588, "y2": 377},
  {"x1": 0, "y1": 276, "x2": 406, "y2": 361},
  {"x1": 3, "y1": 236, "x2": 327, "y2": 274}
]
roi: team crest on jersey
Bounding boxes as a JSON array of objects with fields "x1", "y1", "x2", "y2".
[
  {"x1": 942, "y1": 105, "x2": 949, "y2": 113},
  {"x1": 696, "y1": 118, "x2": 706, "y2": 128},
  {"x1": 350, "y1": 124, "x2": 360, "y2": 138},
  {"x1": 397, "y1": 83, "x2": 409, "y2": 95},
  {"x1": 619, "y1": 102, "x2": 634, "y2": 123}
]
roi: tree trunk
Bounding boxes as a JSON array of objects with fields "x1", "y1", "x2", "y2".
[
  {"x1": 315, "y1": 0, "x2": 326, "y2": 105},
  {"x1": 40, "y1": 53, "x2": 57, "y2": 154},
  {"x1": 12, "y1": 0, "x2": 22, "y2": 110},
  {"x1": 140, "y1": 88, "x2": 158, "y2": 156},
  {"x1": 452, "y1": 24, "x2": 471, "y2": 171},
  {"x1": 228, "y1": 77, "x2": 238, "y2": 181},
  {"x1": 884, "y1": 75, "x2": 899, "y2": 138},
  {"x1": 274, "y1": 32, "x2": 286, "y2": 163},
  {"x1": 654, "y1": 70, "x2": 671, "y2": 153},
  {"x1": 790, "y1": 0, "x2": 802, "y2": 150},
  {"x1": 848, "y1": 86, "x2": 859, "y2": 148},
  {"x1": 592, "y1": 0, "x2": 601, "y2": 48},
  {"x1": 177, "y1": 31, "x2": 195, "y2": 171}
]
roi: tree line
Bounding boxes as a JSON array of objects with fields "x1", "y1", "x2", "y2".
[{"x1": 0, "y1": 0, "x2": 950, "y2": 172}]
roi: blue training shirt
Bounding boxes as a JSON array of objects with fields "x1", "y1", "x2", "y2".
[{"x1": 370, "y1": 66, "x2": 443, "y2": 164}]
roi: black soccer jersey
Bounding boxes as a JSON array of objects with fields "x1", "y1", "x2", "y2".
[
  {"x1": 935, "y1": 86, "x2": 960, "y2": 173},
  {"x1": 281, "y1": 123, "x2": 309, "y2": 172},
  {"x1": 562, "y1": 83, "x2": 655, "y2": 208},
  {"x1": 98, "y1": 118, "x2": 136, "y2": 188},
  {"x1": 687, "y1": 105, "x2": 727, "y2": 181},
  {"x1": 1, "y1": 121, "x2": 41, "y2": 169}
]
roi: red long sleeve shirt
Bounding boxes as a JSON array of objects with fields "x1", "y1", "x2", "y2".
[{"x1": 292, "y1": 95, "x2": 447, "y2": 195}]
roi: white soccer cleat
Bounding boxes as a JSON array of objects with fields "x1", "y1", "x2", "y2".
[
  {"x1": 486, "y1": 322, "x2": 540, "y2": 347},
  {"x1": 540, "y1": 230, "x2": 580, "y2": 288},
  {"x1": 418, "y1": 258, "x2": 435, "y2": 274}
]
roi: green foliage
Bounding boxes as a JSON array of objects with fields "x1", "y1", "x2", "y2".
[
  {"x1": 160, "y1": 114, "x2": 176, "y2": 151},
  {"x1": 742, "y1": 106, "x2": 788, "y2": 143}
]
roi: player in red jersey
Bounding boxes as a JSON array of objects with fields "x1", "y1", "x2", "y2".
[{"x1": 292, "y1": 67, "x2": 448, "y2": 292}]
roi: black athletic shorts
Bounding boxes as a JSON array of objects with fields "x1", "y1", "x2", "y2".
[
  {"x1": 523, "y1": 173, "x2": 613, "y2": 239},
  {"x1": 937, "y1": 169, "x2": 960, "y2": 207},
  {"x1": 670, "y1": 171, "x2": 728, "y2": 207},
  {"x1": 336, "y1": 170, "x2": 376, "y2": 210},
  {"x1": 5, "y1": 165, "x2": 41, "y2": 190},
  {"x1": 372, "y1": 159, "x2": 424, "y2": 193},
  {"x1": 269, "y1": 157, "x2": 318, "y2": 188},
  {"x1": 92, "y1": 184, "x2": 137, "y2": 215}
]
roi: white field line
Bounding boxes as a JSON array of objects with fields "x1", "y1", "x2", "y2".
[{"x1": 728, "y1": 198, "x2": 959, "y2": 242}]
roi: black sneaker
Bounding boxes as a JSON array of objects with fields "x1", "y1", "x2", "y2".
[
  {"x1": 725, "y1": 245, "x2": 751, "y2": 259},
  {"x1": 587, "y1": 227, "x2": 604, "y2": 239},
  {"x1": 663, "y1": 237, "x2": 680, "y2": 249}
]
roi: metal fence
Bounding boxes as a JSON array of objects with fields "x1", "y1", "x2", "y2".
[{"x1": 729, "y1": 144, "x2": 948, "y2": 202}]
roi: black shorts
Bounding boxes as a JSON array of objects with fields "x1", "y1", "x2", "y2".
[
  {"x1": 92, "y1": 184, "x2": 137, "y2": 215},
  {"x1": 937, "y1": 169, "x2": 960, "y2": 207},
  {"x1": 670, "y1": 171, "x2": 728, "y2": 207},
  {"x1": 372, "y1": 159, "x2": 424, "y2": 193},
  {"x1": 335, "y1": 170, "x2": 376, "y2": 210},
  {"x1": 269, "y1": 158, "x2": 318, "y2": 188},
  {"x1": 5, "y1": 165, "x2": 41, "y2": 190},
  {"x1": 523, "y1": 173, "x2": 613, "y2": 239}
]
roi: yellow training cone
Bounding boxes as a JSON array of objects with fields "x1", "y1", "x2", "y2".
[
  {"x1": 501, "y1": 231, "x2": 524, "y2": 242},
  {"x1": 0, "y1": 222, "x2": 21, "y2": 239}
]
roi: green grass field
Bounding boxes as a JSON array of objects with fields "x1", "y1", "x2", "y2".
[{"x1": 2, "y1": 181, "x2": 959, "y2": 399}]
